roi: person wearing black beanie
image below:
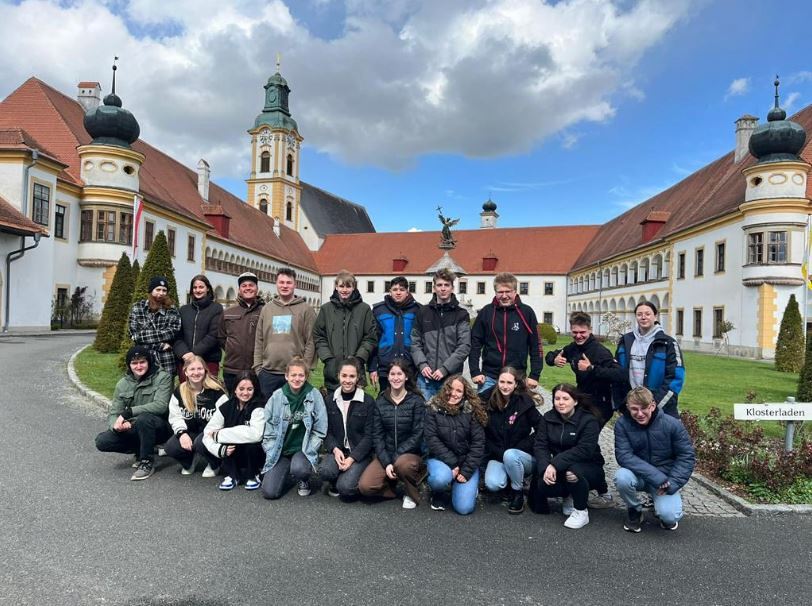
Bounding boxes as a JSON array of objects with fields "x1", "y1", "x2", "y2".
[{"x1": 127, "y1": 275, "x2": 181, "y2": 375}]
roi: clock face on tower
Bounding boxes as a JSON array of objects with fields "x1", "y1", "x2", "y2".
[
  {"x1": 258, "y1": 130, "x2": 272, "y2": 145},
  {"x1": 267, "y1": 88, "x2": 278, "y2": 104}
]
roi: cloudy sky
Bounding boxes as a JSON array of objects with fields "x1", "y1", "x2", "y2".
[{"x1": 2, "y1": 0, "x2": 812, "y2": 231}]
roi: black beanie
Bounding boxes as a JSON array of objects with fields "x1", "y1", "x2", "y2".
[
  {"x1": 148, "y1": 276, "x2": 168, "y2": 292},
  {"x1": 126, "y1": 345, "x2": 152, "y2": 366}
]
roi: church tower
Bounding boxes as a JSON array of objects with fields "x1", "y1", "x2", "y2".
[{"x1": 246, "y1": 59, "x2": 303, "y2": 230}]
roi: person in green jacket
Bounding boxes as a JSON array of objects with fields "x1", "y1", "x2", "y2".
[
  {"x1": 313, "y1": 270, "x2": 377, "y2": 394},
  {"x1": 94, "y1": 345, "x2": 173, "y2": 481}
]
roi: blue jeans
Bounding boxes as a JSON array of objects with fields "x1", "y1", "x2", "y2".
[
  {"x1": 476, "y1": 375, "x2": 497, "y2": 395},
  {"x1": 417, "y1": 375, "x2": 443, "y2": 401},
  {"x1": 614, "y1": 467, "x2": 683, "y2": 525},
  {"x1": 426, "y1": 458, "x2": 480, "y2": 515},
  {"x1": 484, "y1": 449, "x2": 536, "y2": 491}
]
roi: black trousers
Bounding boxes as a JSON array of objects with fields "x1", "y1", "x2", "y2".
[
  {"x1": 193, "y1": 438, "x2": 263, "y2": 482},
  {"x1": 95, "y1": 413, "x2": 172, "y2": 461},
  {"x1": 164, "y1": 432, "x2": 209, "y2": 469},
  {"x1": 528, "y1": 462, "x2": 606, "y2": 513}
]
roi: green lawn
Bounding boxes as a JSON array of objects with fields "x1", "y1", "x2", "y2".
[{"x1": 541, "y1": 336, "x2": 798, "y2": 435}]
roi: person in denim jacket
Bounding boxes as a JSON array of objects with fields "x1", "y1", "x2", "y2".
[{"x1": 260, "y1": 356, "x2": 327, "y2": 500}]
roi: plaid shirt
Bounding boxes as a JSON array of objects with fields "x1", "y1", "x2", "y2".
[{"x1": 128, "y1": 300, "x2": 181, "y2": 374}]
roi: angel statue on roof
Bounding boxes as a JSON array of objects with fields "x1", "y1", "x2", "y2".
[{"x1": 437, "y1": 206, "x2": 459, "y2": 249}]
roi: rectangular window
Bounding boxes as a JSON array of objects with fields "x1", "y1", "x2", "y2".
[
  {"x1": 384, "y1": 280, "x2": 391, "y2": 292},
  {"x1": 519, "y1": 282, "x2": 529, "y2": 295},
  {"x1": 693, "y1": 308, "x2": 702, "y2": 338},
  {"x1": 458, "y1": 281, "x2": 467, "y2": 294},
  {"x1": 677, "y1": 252, "x2": 686, "y2": 279},
  {"x1": 119, "y1": 212, "x2": 133, "y2": 245},
  {"x1": 424, "y1": 281, "x2": 432, "y2": 294},
  {"x1": 715, "y1": 242, "x2": 726, "y2": 273},
  {"x1": 477, "y1": 281, "x2": 486, "y2": 295},
  {"x1": 408, "y1": 281, "x2": 416, "y2": 293},
  {"x1": 144, "y1": 221, "x2": 155, "y2": 250},
  {"x1": 80, "y1": 210, "x2": 93, "y2": 242},
  {"x1": 32, "y1": 183, "x2": 50, "y2": 226},
  {"x1": 544, "y1": 282, "x2": 554, "y2": 296},
  {"x1": 96, "y1": 210, "x2": 115, "y2": 242},
  {"x1": 56, "y1": 287, "x2": 68, "y2": 309},
  {"x1": 543, "y1": 312, "x2": 553, "y2": 325},
  {"x1": 695, "y1": 248, "x2": 704, "y2": 277},
  {"x1": 167, "y1": 228, "x2": 176, "y2": 257},
  {"x1": 713, "y1": 307, "x2": 724, "y2": 339},
  {"x1": 54, "y1": 204, "x2": 66, "y2": 239},
  {"x1": 366, "y1": 280, "x2": 374, "y2": 294},
  {"x1": 748, "y1": 232, "x2": 763, "y2": 264},
  {"x1": 767, "y1": 231, "x2": 787, "y2": 263},
  {"x1": 187, "y1": 234, "x2": 196, "y2": 261},
  {"x1": 676, "y1": 309, "x2": 684, "y2": 336}
]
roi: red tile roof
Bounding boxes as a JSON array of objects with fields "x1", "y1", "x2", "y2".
[
  {"x1": 573, "y1": 104, "x2": 812, "y2": 270},
  {"x1": 0, "y1": 78, "x2": 317, "y2": 271},
  {"x1": 0, "y1": 194, "x2": 43, "y2": 235},
  {"x1": 315, "y1": 225, "x2": 600, "y2": 275}
]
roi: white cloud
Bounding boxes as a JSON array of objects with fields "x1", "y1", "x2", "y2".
[
  {"x1": 725, "y1": 77, "x2": 750, "y2": 100},
  {"x1": 784, "y1": 91, "x2": 801, "y2": 111},
  {"x1": 0, "y1": 0, "x2": 694, "y2": 174},
  {"x1": 407, "y1": 226, "x2": 421, "y2": 232}
]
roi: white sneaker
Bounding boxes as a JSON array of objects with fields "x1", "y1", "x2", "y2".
[
  {"x1": 562, "y1": 496, "x2": 574, "y2": 515},
  {"x1": 297, "y1": 480, "x2": 311, "y2": 497},
  {"x1": 201, "y1": 465, "x2": 217, "y2": 478},
  {"x1": 180, "y1": 465, "x2": 194, "y2": 476},
  {"x1": 157, "y1": 447, "x2": 167, "y2": 457},
  {"x1": 402, "y1": 495, "x2": 417, "y2": 509},
  {"x1": 564, "y1": 509, "x2": 590, "y2": 529}
]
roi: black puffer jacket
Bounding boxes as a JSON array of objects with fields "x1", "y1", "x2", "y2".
[
  {"x1": 533, "y1": 407, "x2": 604, "y2": 472},
  {"x1": 323, "y1": 388, "x2": 375, "y2": 462},
  {"x1": 173, "y1": 296, "x2": 224, "y2": 363},
  {"x1": 425, "y1": 399, "x2": 485, "y2": 480},
  {"x1": 484, "y1": 392, "x2": 541, "y2": 461},
  {"x1": 370, "y1": 390, "x2": 425, "y2": 468},
  {"x1": 410, "y1": 294, "x2": 471, "y2": 377}
]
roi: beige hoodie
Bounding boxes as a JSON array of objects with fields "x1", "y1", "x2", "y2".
[{"x1": 253, "y1": 295, "x2": 316, "y2": 373}]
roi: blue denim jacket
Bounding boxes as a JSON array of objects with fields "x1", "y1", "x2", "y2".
[{"x1": 262, "y1": 386, "x2": 327, "y2": 474}]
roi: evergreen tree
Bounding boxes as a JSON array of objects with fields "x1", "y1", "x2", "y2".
[
  {"x1": 131, "y1": 259, "x2": 141, "y2": 293},
  {"x1": 94, "y1": 253, "x2": 133, "y2": 353},
  {"x1": 796, "y1": 330, "x2": 812, "y2": 401},
  {"x1": 119, "y1": 231, "x2": 180, "y2": 366},
  {"x1": 774, "y1": 294, "x2": 805, "y2": 373}
]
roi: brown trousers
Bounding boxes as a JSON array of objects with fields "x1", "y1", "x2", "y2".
[{"x1": 358, "y1": 454, "x2": 425, "y2": 503}]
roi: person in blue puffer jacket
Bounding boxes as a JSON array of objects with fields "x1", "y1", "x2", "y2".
[{"x1": 614, "y1": 387, "x2": 696, "y2": 533}]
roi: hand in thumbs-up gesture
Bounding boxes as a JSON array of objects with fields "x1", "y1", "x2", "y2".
[
  {"x1": 553, "y1": 351, "x2": 567, "y2": 368},
  {"x1": 577, "y1": 353, "x2": 592, "y2": 372}
]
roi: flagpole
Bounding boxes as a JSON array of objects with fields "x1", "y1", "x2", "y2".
[
  {"x1": 131, "y1": 194, "x2": 143, "y2": 261},
  {"x1": 805, "y1": 213, "x2": 811, "y2": 335}
]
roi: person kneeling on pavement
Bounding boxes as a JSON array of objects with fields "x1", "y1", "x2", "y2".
[
  {"x1": 94, "y1": 345, "x2": 173, "y2": 481},
  {"x1": 614, "y1": 387, "x2": 696, "y2": 533}
]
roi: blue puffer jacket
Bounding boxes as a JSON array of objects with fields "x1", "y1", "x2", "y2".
[
  {"x1": 614, "y1": 409, "x2": 695, "y2": 494},
  {"x1": 369, "y1": 295, "x2": 420, "y2": 374},
  {"x1": 612, "y1": 329, "x2": 685, "y2": 417}
]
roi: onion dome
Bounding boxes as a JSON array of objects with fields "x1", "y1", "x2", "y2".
[
  {"x1": 254, "y1": 57, "x2": 298, "y2": 132},
  {"x1": 749, "y1": 77, "x2": 806, "y2": 164},
  {"x1": 482, "y1": 197, "x2": 497, "y2": 212},
  {"x1": 83, "y1": 59, "x2": 140, "y2": 148}
]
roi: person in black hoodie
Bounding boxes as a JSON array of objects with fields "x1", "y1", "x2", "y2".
[
  {"x1": 318, "y1": 358, "x2": 375, "y2": 498},
  {"x1": 482, "y1": 367, "x2": 542, "y2": 515},
  {"x1": 165, "y1": 355, "x2": 228, "y2": 476},
  {"x1": 369, "y1": 276, "x2": 421, "y2": 393},
  {"x1": 529, "y1": 383, "x2": 606, "y2": 530},
  {"x1": 425, "y1": 375, "x2": 487, "y2": 515},
  {"x1": 545, "y1": 312, "x2": 616, "y2": 425},
  {"x1": 174, "y1": 274, "x2": 223, "y2": 381},
  {"x1": 200, "y1": 370, "x2": 265, "y2": 491},
  {"x1": 358, "y1": 359, "x2": 426, "y2": 509},
  {"x1": 469, "y1": 273, "x2": 542, "y2": 394}
]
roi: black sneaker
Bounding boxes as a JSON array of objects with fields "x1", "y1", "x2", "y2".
[
  {"x1": 507, "y1": 490, "x2": 525, "y2": 515},
  {"x1": 624, "y1": 507, "x2": 643, "y2": 533},
  {"x1": 430, "y1": 495, "x2": 446, "y2": 511},
  {"x1": 130, "y1": 459, "x2": 154, "y2": 481},
  {"x1": 326, "y1": 483, "x2": 340, "y2": 498},
  {"x1": 660, "y1": 520, "x2": 679, "y2": 531}
]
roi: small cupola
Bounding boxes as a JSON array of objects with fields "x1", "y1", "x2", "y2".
[
  {"x1": 480, "y1": 197, "x2": 499, "y2": 229},
  {"x1": 748, "y1": 77, "x2": 806, "y2": 164},
  {"x1": 254, "y1": 56, "x2": 298, "y2": 132},
  {"x1": 83, "y1": 58, "x2": 140, "y2": 148},
  {"x1": 202, "y1": 204, "x2": 231, "y2": 239}
]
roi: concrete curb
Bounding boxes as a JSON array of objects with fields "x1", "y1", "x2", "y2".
[
  {"x1": 691, "y1": 471, "x2": 812, "y2": 516},
  {"x1": 2, "y1": 329, "x2": 97, "y2": 338},
  {"x1": 67, "y1": 344, "x2": 111, "y2": 410}
]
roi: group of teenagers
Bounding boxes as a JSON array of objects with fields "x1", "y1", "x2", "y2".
[{"x1": 95, "y1": 265, "x2": 695, "y2": 533}]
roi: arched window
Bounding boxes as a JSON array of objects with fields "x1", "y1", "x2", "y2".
[
  {"x1": 286, "y1": 201, "x2": 293, "y2": 221},
  {"x1": 260, "y1": 151, "x2": 270, "y2": 173},
  {"x1": 259, "y1": 199, "x2": 268, "y2": 214},
  {"x1": 286, "y1": 154, "x2": 294, "y2": 176}
]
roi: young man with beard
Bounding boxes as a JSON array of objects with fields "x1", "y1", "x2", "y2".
[
  {"x1": 469, "y1": 273, "x2": 542, "y2": 394},
  {"x1": 219, "y1": 272, "x2": 265, "y2": 395},
  {"x1": 127, "y1": 276, "x2": 181, "y2": 376},
  {"x1": 313, "y1": 270, "x2": 377, "y2": 394},
  {"x1": 411, "y1": 269, "x2": 471, "y2": 401},
  {"x1": 369, "y1": 276, "x2": 421, "y2": 393},
  {"x1": 253, "y1": 267, "x2": 316, "y2": 399}
]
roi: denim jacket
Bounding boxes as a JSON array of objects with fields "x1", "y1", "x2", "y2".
[{"x1": 262, "y1": 386, "x2": 328, "y2": 473}]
